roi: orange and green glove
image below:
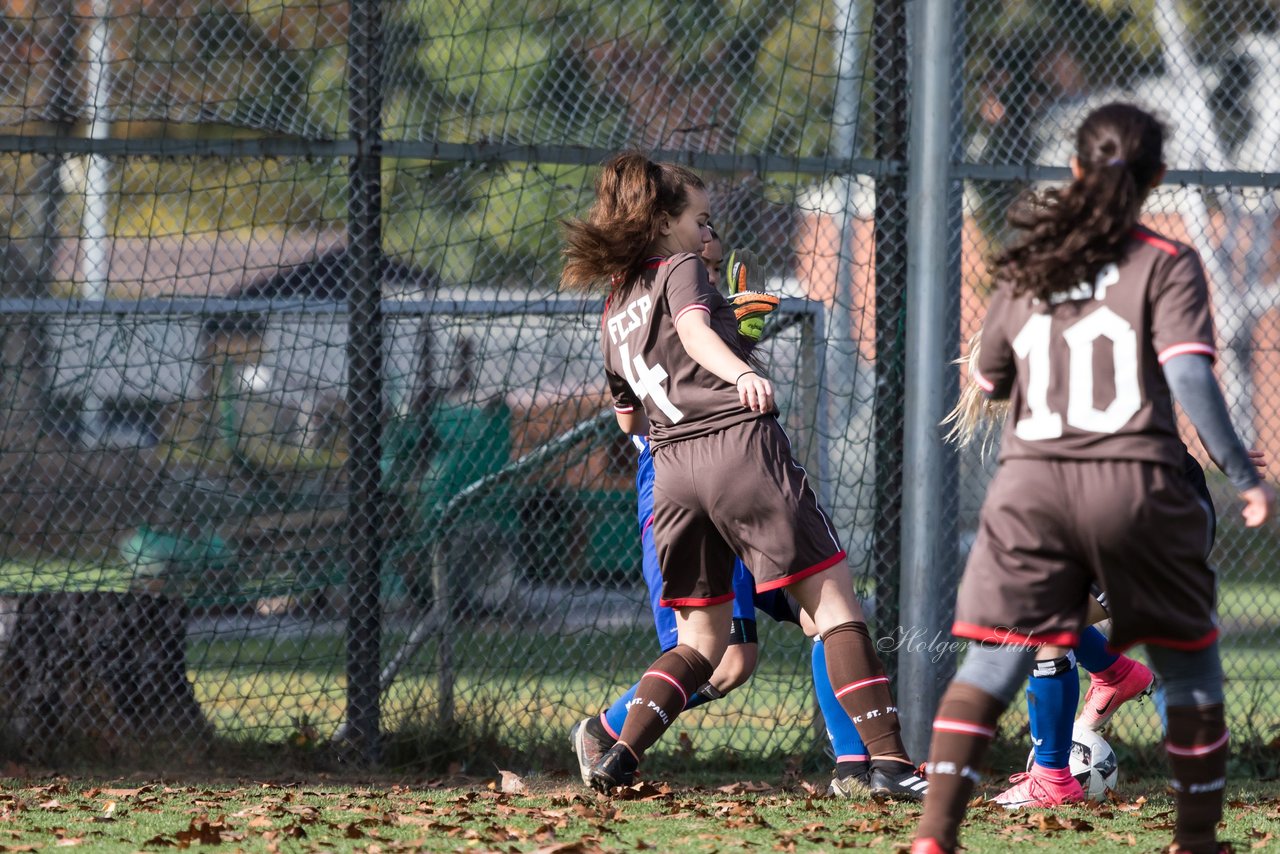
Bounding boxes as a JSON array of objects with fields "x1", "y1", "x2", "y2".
[{"x1": 724, "y1": 248, "x2": 779, "y2": 341}]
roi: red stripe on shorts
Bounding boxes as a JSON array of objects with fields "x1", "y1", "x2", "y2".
[
  {"x1": 1105, "y1": 627, "x2": 1219, "y2": 655},
  {"x1": 951, "y1": 621, "x2": 1078, "y2": 647},
  {"x1": 755, "y1": 550, "x2": 847, "y2": 593},
  {"x1": 660, "y1": 590, "x2": 736, "y2": 608}
]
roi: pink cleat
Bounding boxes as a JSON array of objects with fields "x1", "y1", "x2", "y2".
[
  {"x1": 910, "y1": 839, "x2": 952, "y2": 854},
  {"x1": 992, "y1": 765, "x2": 1085, "y2": 809},
  {"x1": 1076, "y1": 657, "x2": 1155, "y2": 732}
]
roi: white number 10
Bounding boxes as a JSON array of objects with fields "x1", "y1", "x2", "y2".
[{"x1": 1011, "y1": 307, "x2": 1141, "y2": 440}]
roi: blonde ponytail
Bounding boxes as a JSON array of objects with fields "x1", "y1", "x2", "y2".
[{"x1": 942, "y1": 332, "x2": 1008, "y2": 456}]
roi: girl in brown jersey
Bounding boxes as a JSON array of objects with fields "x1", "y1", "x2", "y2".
[
  {"x1": 562, "y1": 151, "x2": 926, "y2": 799},
  {"x1": 912, "y1": 103, "x2": 1275, "y2": 854}
]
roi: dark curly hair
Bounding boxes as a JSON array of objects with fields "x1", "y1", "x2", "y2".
[{"x1": 993, "y1": 102, "x2": 1165, "y2": 301}]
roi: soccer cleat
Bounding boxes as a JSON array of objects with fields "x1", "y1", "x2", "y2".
[
  {"x1": 991, "y1": 767, "x2": 1085, "y2": 809},
  {"x1": 1165, "y1": 845, "x2": 1233, "y2": 854},
  {"x1": 910, "y1": 839, "x2": 953, "y2": 854},
  {"x1": 588, "y1": 742, "x2": 639, "y2": 793},
  {"x1": 867, "y1": 759, "x2": 929, "y2": 801},
  {"x1": 570, "y1": 716, "x2": 615, "y2": 786},
  {"x1": 827, "y1": 768, "x2": 871, "y2": 798},
  {"x1": 1076, "y1": 658, "x2": 1155, "y2": 732}
]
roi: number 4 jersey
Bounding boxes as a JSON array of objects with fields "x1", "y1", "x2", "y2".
[
  {"x1": 602, "y1": 252, "x2": 763, "y2": 449},
  {"x1": 974, "y1": 226, "x2": 1216, "y2": 467}
]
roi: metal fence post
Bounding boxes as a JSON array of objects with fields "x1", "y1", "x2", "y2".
[
  {"x1": 871, "y1": 0, "x2": 909, "y2": 675},
  {"x1": 900, "y1": 0, "x2": 963, "y2": 762},
  {"x1": 343, "y1": 0, "x2": 386, "y2": 766}
]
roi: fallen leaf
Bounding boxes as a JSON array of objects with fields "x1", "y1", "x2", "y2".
[
  {"x1": 716, "y1": 781, "x2": 773, "y2": 794},
  {"x1": 498, "y1": 770, "x2": 526, "y2": 795}
]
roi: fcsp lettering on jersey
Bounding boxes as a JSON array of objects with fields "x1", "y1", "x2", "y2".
[
  {"x1": 1044, "y1": 263, "x2": 1120, "y2": 306},
  {"x1": 606, "y1": 295, "x2": 652, "y2": 345}
]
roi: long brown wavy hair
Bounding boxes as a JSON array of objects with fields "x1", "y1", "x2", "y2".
[
  {"x1": 992, "y1": 102, "x2": 1165, "y2": 301},
  {"x1": 560, "y1": 151, "x2": 705, "y2": 293}
]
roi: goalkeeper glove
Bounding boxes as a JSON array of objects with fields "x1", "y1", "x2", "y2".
[{"x1": 722, "y1": 249, "x2": 778, "y2": 341}]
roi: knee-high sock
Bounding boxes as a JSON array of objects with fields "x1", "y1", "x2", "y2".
[
  {"x1": 1165, "y1": 703, "x2": 1228, "y2": 854},
  {"x1": 616, "y1": 645, "x2": 714, "y2": 757},
  {"x1": 812, "y1": 638, "x2": 868, "y2": 764},
  {"x1": 916, "y1": 682, "x2": 1007, "y2": 852},
  {"x1": 602, "y1": 675, "x2": 723, "y2": 739},
  {"x1": 1027, "y1": 652, "x2": 1078, "y2": 770},
  {"x1": 1075, "y1": 625, "x2": 1118, "y2": 674},
  {"x1": 821, "y1": 621, "x2": 908, "y2": 762}
]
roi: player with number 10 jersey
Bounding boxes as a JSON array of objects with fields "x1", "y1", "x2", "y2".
[
  {"x1": 975, "y1": 228, "x2": 1212, "y2": 469},
  {"x1": 960, "y1": 228, "x2": 1223, "y2": 654}
]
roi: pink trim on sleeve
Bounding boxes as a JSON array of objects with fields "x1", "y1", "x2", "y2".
[
  {"x1": 614, "y1": 403, "x2": 634, "y2": 414},
  {"x1": 674, "y1": 304, "x2": 711, "y2": 324},
  {"x1": 1158, "y1": 342, "x2": 1216, "y2": 364},
  {"x1": 972, "y1": 368, "x2": 995, "y2": 394}
]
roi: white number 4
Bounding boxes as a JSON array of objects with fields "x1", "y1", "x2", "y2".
[{"x1": 619, "y1": 342, "x2": 684, "y2": 423}]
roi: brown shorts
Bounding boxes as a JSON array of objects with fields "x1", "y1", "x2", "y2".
[
  {"x1": 651, "y1": 417, "x2": 846, "y2": 607},
  {"x1": 953, "y1": 457, "x2": 1217, "y2": 653}
]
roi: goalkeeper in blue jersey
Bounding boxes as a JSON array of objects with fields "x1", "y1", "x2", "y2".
[{"x1": 571, "y1": 228, "x2": 906, "y2": 799}]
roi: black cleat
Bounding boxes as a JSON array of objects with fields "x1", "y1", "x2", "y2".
[
  {"x1": 589, "y1": 742, "x2": 639, "y2": 793},
  {"x1": 570, "y1": 716, "x2": 615, "y2": 786},
  {"x1": 868, "y1": 760, "x2": 929, "y2": 802}
]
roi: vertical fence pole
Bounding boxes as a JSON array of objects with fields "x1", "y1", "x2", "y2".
[
  {"x1": 343, "y1": 0, "x2": 385, "y2": 766},
  {"x1": 899, "y1": 0, "x2": 962, "y2": 761},
  {"x1": 871, "y1": 0, "x2": 908, "y2": 674}
]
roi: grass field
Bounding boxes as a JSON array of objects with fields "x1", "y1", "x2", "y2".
[
  {"x1": 0, "y1": 772, "x2": 1276, "y2": 852},
  {"x1": 180, "y1": 614, "x2": 1280, "y2": 779},
  {"x1": 2, "y1": 555, "x2": 1279, "y2": 852}
]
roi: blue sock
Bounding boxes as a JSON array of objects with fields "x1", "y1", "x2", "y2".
[
  {"x1": 686, "y1": 691, "x2": 714, "y2": 710},
  {"x1": 1027, "y1": 652, "x2": 1079, "y2": 770},
  {"x1": 602, "y1": 683, "x2": 638, "y2": 738},
  {"x1": 1075, "y1": 625, "x2": 1118, "y2": 674},
  {"x1": 812, "y1": 639, "x2": 867, "y2": 761}
]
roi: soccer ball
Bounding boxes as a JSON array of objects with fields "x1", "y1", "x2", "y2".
[
  {"x1": 1023, "y1": 723, "x2": 1120, "y2": 801},
  {"x1": 1068, "y1": 724, "x2": 1119, "y2": 800}
]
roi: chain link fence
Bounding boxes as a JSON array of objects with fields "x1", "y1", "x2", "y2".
[{"x1": 0, "y1": 0, "x2": 1275, "y2": 780}]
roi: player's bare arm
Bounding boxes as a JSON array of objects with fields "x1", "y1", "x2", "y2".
[
  {"x1": 615, "y1": 410, "x2": 649, "y2": 436},
  {"x1": 674, "y1": 310, "x2": 774, "y2": 413}
]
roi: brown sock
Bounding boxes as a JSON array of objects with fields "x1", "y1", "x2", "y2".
[
  {"x1": 915, "y1": 682, "x2": 1006, "y2": 852},
  {"x1": 1165, "y1": 703, "x2": 1228, "y2": 854},
  {"x1": 822, "y1": 621, "x2": 908, "y2": 761},
  {"x1": 616, "y1": 645, "x2": 714, "y2": 757}
]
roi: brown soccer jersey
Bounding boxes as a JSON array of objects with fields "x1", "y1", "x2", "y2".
[
  {"x1": 955, "y1": 227, "x2": 1223, "y2": 652},
  {"x1": 974, "y1": 226, "x2": 1215, "y2": 467},
  {"x1": 602, "y1": 253, "x2": 763, "y2": 448}
]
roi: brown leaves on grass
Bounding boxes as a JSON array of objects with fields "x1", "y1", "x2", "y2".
[{"x1": 3, "y1": 774, "x2": 1277, "y2": 853}]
